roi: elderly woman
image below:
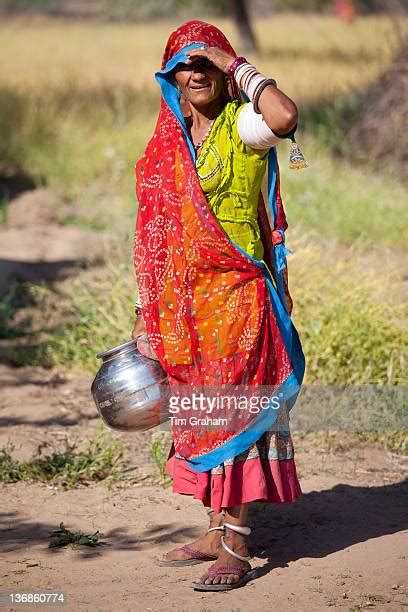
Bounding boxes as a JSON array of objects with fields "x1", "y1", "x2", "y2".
[{"x1": 132, "y1": 20, "x2": 306, "y2": 592}]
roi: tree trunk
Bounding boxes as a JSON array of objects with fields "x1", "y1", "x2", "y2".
[{"x1": 228, "y1": 0, "x2": 258, "y2": 53}]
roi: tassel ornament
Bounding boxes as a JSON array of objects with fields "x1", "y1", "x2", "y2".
[{"x1": 289, "y1": 137, "x2": 308, "y2": 170}]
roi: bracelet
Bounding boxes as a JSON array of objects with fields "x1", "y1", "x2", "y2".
[
  {"x1": 253, "y1": 78, "x2": 277, "y2": 114},
  {"x1": 272, "y1": 123, "x2": 298, "y2": 139},
  {"x1": 227, "y1": 56, "x2": 247, "y2": 78},
  {"x1": 235, "y1": 62, "x2": 264, "y2": 99},
  {"x1": 134, "y1": 299, "x2": 143, "y2": 316},
  {"x1": 234, "y1": 62, "x2": 277, "y2": 106}
]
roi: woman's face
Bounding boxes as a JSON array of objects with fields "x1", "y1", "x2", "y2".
[{"x1": 174, "y1": 57, "x2": 225, "y2": 107}]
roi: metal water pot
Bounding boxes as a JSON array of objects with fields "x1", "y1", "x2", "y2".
[{"x1": 91, "y1": 339, "x2": 169, "y2": 432}]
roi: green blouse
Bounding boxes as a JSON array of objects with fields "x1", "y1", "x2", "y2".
[{"x1": 196, "y1": 100, "x2": 269, "y2": 261}]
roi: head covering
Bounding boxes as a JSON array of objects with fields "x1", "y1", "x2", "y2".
[
  {"x1": 161, "y1": 20, "x2": 236, "y2": 70},
  {"x1": 134, "y1": 21, "x2": 305, "y2": 471},
  {"x1": 161, "y1": 22, "x2": 239, "y2": 96}
]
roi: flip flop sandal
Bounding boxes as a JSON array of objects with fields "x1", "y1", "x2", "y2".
[
  {"x1": 154, "y1": 524, "x2": 224, "y2": 567},
  {"x1": 192, "y1": 566, "x2": 259, "y2": 591},
  {"x1": 191, "y1": 521, "x2": 259, "y2": 591}
]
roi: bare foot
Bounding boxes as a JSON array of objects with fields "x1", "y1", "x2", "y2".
[
  {"x1": 197, "y1": 531, "x2": 250, "y2": 585},
  {"x1": 161, "y1": 511, "x2": 223, "y2": 562}
]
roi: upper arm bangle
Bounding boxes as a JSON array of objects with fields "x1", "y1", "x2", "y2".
[
  {"x1": 272, "y1": 123, "x2": 298, "y2": 139},
  {"x1": 253, "y1": 79, "x2": 277, "y2": 114}
]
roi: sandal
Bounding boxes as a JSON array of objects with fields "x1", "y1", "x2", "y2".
[
  {"x1": 192, "y1": 522, "x2": 259, "y2": 591},
  {"x1": 154, "y1": 509, "x2": 224, "y2": 567}
]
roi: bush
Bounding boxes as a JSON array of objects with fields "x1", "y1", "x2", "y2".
[
  {"x1": 40, "y1": 239, "x2": 407, "y2": 388},
  {"x1": 48, "y1": 261, "x2": 136, "y2": 372},
  {"x1": 0, "y1": 430, "x2": 126, "y2": 489},
  {"x1": 292, "y1": 245, "x2": 407, "y2": 385}
]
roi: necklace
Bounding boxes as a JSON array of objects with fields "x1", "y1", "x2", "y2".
[{"x1": 191, "y1": 119, "x2": 215, "y2": 153}]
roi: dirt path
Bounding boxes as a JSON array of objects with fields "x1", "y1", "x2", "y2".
[
  {"x1": 0, "y1": 190, "x2": 407, "y2": 611},
  {"x1": 0, "y1": 363, "x2": 407, "y2": 612}
]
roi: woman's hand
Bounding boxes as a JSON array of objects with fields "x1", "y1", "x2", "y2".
[
  {"x1": 131, "y1": 313, "x2": 146, "y2": 340},
  {"x1": 136, "y1": 333, "x2": 159, "y2": 361},
  {"x1": 186, "y1": 46, "x2": 297, "y2": 134},
  {"x1": 131, "y1": 314, "x2": 159, "y2": 360},
  {"x1": 185, "y1": 46, "x2": 235, "y2": 75}
]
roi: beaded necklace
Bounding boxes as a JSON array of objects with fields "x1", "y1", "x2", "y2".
[{"x1": 186, "y1": 117, "x2": 216, "y2": 155}]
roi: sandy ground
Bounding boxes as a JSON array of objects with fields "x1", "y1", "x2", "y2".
[
  {"x1": 0, "y1": 363, "x2": 407, "y2": 612},
  {"x1": 0, "y1": 190, "x2": 407, "y2": 611}
]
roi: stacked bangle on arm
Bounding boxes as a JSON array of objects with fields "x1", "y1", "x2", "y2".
[
  {"x1": 134, "y1": 299, "x2": 143, "y2": 316},
  {"x1": 230, "y1": 57, "x2": 308, "y2": 169},
  {"x1": 232, "y1": 60, "x2": 277, "y2": 114},
  {"x1": 227, "y1": 56, "x2": 248, "y2": 77},
  {"x1": 252, "y1": 79, "x2": 278, "y2": 113}
]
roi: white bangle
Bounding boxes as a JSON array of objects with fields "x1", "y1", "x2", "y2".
[
  {"x1": 234, "y1": 62, "x2": 276, "y2": 103},
  {"x1": 237, "y1": 103, "x2": 285, "y2": 150},
  {"x1": 134, "y1": 299, "x2": 142, "y2": 315}
]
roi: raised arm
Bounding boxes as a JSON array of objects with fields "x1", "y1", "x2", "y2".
[
  {"x1": 185, "y1": 46, "x2": 298, "y2": 137},
  {"x1": 233, "y1": 59, "x2": 298, "y2": 136}
]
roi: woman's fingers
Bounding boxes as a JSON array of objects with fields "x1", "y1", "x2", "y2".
[
  {"x1": 185, "y1": 48, "x2": 209, "y2": 61},
  {"x1": 136, "y1": 335, "x2": 159, "y2": 360},
  {"x1": 186, "y1": 46, "x2": 235, "y2": 74},
  {"x1": 186, "y1": 48, "x2": 206, "y2": 56},
  {"x1": 186, "y1": 45, "x2": 208, "y2": 56},
  {"x1": 131, "y1": 315, "x2": 147, "y2": 339}
]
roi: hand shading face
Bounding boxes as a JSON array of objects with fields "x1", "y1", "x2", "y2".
[{"x1": 174, "y1": 57, "x2": 224, "y2": 107}]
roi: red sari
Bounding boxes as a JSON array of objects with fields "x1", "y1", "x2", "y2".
[{"x1": 134, "y1": 21, "x2": 305, "y2": 508}]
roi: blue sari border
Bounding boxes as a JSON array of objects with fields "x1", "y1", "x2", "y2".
[
  {"x1": 186, "y1": 371, "x2": 301, "y2": 472},
  {"x1": 155, "y1": 50, "x2": 306, "y2": 473}
]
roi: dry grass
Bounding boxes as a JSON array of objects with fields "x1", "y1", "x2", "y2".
[
  {"x1": 0, "y1": 14, "x2": 402, "y2": 101},
  {"x1": 1, "y1": 14, "x2": 406, "y2": 389},
  {"x1": 1, "y1": 13, "x2": 406, "y2": 236}
]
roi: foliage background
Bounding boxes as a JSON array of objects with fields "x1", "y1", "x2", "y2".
[{"x1": 0, "y1": 10, "x2": 406, "y2": 398}]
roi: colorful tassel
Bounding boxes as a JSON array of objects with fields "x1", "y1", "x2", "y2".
[{"x1": 289, "y1": 136, "x2": 308, "y2": 170}]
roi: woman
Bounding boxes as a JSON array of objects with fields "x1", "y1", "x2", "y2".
[{"x1": 132, "y1": 20, "x2": 306, "y2": 592}]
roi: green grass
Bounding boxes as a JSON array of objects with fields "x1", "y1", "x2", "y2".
[
  {"x1": 354, "y1": 430, "x2": 407, "y2": 455},
  {"x1": 0, "y1": 82, "x2": 156, "y2": 193},
  {"x1": 49, "y1": 522, "x2": 104, "y2": 548},
  {"x1": 150, "y1": 434, "x2": 171, "y2": 480},
  {"x1": 0, "y1": 282, "x2": 34, "y2": 339},
  {"x1": 0, "y1": 430, "x2": 127, "y2": 489},
  {"x1": 296, "y1": 429, "x2": 408, "y2": 456},
  {"x1": 57, "y1": 214, "x2": 107, "y2": 231},
  {"x1": 296, "y1": 280, "x2": 407, "y2": 385},
  {"x1": 47, "y1": 259, "x2": 136, "y2": 372},
  {"x1": 0, "y1": 195, "x2": 9, "y2": 223},
  {"x1": 281, "y1": 141, "x2": 408, "y2": 248},
  {"x1": 42, "y1": 242, "x2": 406, "y2": 387}
]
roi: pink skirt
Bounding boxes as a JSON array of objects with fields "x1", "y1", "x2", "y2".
[{"x1": 165, "y1": 430, "x2": 302, "y2": 513}]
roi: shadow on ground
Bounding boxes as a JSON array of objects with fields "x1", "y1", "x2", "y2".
[
  {"x1": 0, "y1": 413, "x2": 98, "y2": 427},
  {"x1": 0, "y1": 259, "x2": 90, "y2": 296},
  {"x1": 1, "y1": 481, "x2": 406, "y2": 563},
  {"x1": 0, "y1": 512, "x2": 199, "y2": 559},
  {"x1": 249, "y1": 480, "x2": 407, "y2": 577},
  {"x1": 0, "y1": 365, "x2": 96, "y2": 427},
  {"x1": 0, "y1": 173, "x2": 37, "y2": 202}
]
